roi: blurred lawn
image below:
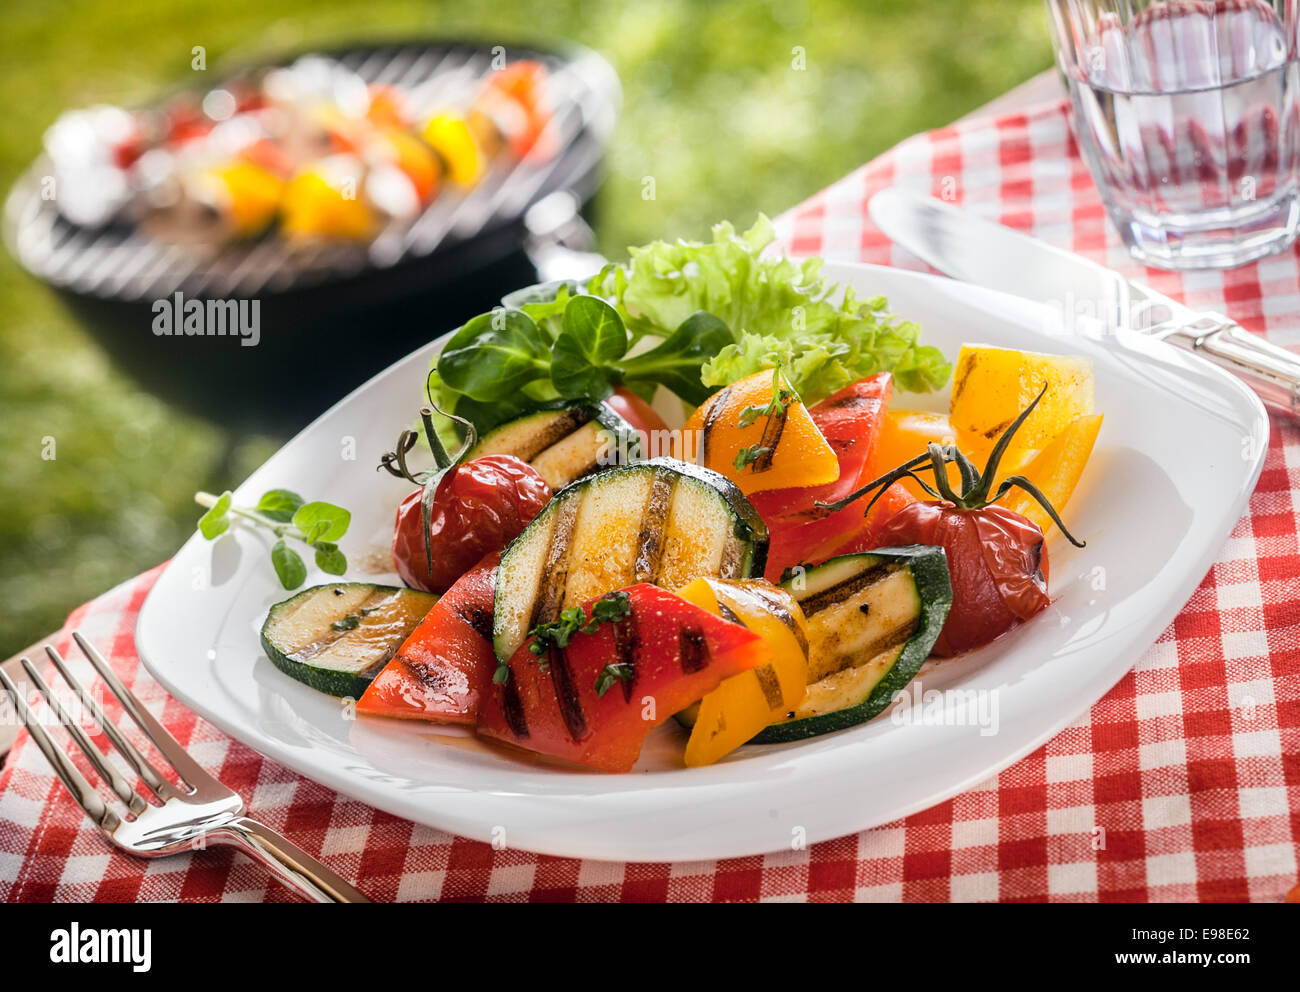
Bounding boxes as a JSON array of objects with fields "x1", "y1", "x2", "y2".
[{"x1": 0, "y1": 0, "x2": 1051, "y2": 656}]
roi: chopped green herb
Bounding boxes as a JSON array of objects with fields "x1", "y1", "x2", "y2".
[
  {"x1": 330, "y1": 614, "x2": 360, "y2": 632},
  {"x1": 733, "y1": 444, "x2": 771, "y2": 471},
  {"x1": 527, "y1": 590, "x2": 633, "y2": 656},
  {"x1": 594, "y1": 663, "x2": 634, "y2": 698}
]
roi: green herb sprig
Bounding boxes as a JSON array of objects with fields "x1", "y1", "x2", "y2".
[
  {"x1": 492, "y1": 591, "x2": 634, "y2": 687},
  {"x1": 594, "y1": 663, "x2": 634, "y2": 698},
  {"x1": 194, "y1": 488, "x2": 351, "y2": 589}
]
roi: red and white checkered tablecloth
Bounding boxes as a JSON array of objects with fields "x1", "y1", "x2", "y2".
[{"x1": 2, "y1": 97, "x2": 1298, "y2": 902}]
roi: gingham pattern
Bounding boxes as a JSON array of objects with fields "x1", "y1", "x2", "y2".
[{"x1": 2, "y1": 98, "x2": 1298, "y2": 902}]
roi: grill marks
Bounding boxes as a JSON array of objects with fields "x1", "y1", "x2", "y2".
[
  {"x1": 547, "y1": 645, "x2": 588, "y2": 741},
  {"x1": 634, "y1": 470, "x2": 675, "y2": 583},
  {"x1": 529, "y1": 495, "x2": 582, "y2": 628},
  {"x1": 679, "y1": 627, "x2": 710, "y2": 674},
  {"x1": 501, "y1": 674, "x2": 529, "y2": 738},
  {"x1": 718, "y1": 530, "x2": 748, "y2": 579},
  {"x1": 457, "y1": 604, "x2": 494, "y2": 642},
  {"x1": 520, "y1": 407, "x2": 595, "y2": 460},
  {"x1": 750, "y1": 403, "x2": 788, "y2": 473},
  {"x1": 286, "y1": 588, "x2": 395, "y2": 662},
  {"x1": 753, "y1": 665, "x2": 785, "y2": 711},
  {"x1": 799, "y1": 564, "x2": 895, "y2": 618},
  {"x1": 699, "y1": 386, "x2": 733, "y2": 462},
  {"x1": 854, "y1": 618, "x2": 919, "y2": 661},
  {"x1": 610, "y1": 609, "x2": 640, "y2": 703},
  {"x1": 730, "y1": 583, "x2": 808, "y2": 656}
]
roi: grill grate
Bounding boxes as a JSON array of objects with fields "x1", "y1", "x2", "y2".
[{"x1": 4, "y1": 40, "x2": 619, "y2": 303}]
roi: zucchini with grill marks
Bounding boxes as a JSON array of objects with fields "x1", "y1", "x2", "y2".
[
  {"x1": 750, "y1": 545, "x2": 951, "y2": 743},
  {"x1": 260, "y1": 583, "x2": 439, "y2": 697},
  {"x1": 492, "y1": 457, "x2": 768, "y2": 663},
  {"x1": 468, "y1": 402, "x2": 640, "y2": 490}
]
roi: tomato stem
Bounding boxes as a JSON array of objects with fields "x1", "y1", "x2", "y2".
[{"x1": 814, "y1": 382, "x2": 1085, "y2": 547}]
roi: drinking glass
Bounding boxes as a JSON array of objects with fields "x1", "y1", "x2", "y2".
[{"x1": 1045, "y1": 0, "x2": 1300, "y2": 269}]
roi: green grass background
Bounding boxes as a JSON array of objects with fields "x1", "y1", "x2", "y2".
[{"x1": 0, "y1": 0, "x2": 1050, "y2": 656}]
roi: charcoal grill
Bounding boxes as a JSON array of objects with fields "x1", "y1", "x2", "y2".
[{"x1": 3, "y1": 39, "x2": 619, "y2": 430}]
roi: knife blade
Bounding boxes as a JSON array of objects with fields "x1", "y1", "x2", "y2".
[{"x1": 869, "y1": 187, "x2": 1300, "y2": 418}]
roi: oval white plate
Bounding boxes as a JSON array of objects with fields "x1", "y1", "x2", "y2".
[{"x1": 136, "y1": 263, "x2": 1268, "y2": 862}]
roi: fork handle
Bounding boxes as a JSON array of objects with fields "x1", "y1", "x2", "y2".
[{"x1": 212, "y1": 817, "x2": 372, "y2": 903}]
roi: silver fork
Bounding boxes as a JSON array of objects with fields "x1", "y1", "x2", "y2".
[{"x1": 0, "y1": 632, "x2": 370, "y2": 903}]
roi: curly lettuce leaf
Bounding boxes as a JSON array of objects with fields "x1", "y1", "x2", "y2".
[{"x1": 589, "y1": 216, "x2": 951, "y2": 403}]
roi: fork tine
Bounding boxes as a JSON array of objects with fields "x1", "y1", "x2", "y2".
[
  {"x1": 44, "y1": 644, "x2": 173, "y2": 802},
  {"x1": 0, "y1": 664, "x2": 121, "y2": 833},
  {"x1": 71, "y1": 631, "x2": 218, "y2": 793},
  {"x1": 26, "y1": 656, "x2": 150, "y2": 815}
]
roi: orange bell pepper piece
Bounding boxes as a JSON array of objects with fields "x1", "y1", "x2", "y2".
[
  {"x1": 683, "y1": 368, "x2": 839, "y2": 496},
  {"x1": 872, "y1": 409, "x2": 961, "y2": 499}
]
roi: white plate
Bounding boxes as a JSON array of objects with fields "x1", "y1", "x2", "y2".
[{"x1": 136, "y1": 263, "x2": 1268, "y2": 862}]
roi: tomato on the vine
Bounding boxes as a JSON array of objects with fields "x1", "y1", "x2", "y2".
[
  {"x1": 822, "y1": 384, "x2": 1085, "y2": 657},
  {"x1": 392, "y1": 454, "x2": 549, "y2": 593},
  {"x1": 872, "y1": 500, "x2": 1049, "y2": 656}
]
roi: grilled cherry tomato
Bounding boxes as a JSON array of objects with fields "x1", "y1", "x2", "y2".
[
  {"x1": 872, "y1": 500, "x2": 1049, "y2": 656},
  {"x1": 392, "y1": 454, "x2": 550, "y2": 593},
  {"x1": 824, "y1": 384, "x2": 1085, "y2": 657},
  {"x1": 604, "y1": 386, "x2": 669, "y2": 438}
]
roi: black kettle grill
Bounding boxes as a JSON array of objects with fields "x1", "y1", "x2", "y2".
[{"x1": 3, "y1": 39, "x2": 619, "y2": 432}]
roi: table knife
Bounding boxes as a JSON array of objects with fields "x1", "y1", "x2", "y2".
[{"x1": 869, "y1": 187, "x2": 1300, "y2": 418}]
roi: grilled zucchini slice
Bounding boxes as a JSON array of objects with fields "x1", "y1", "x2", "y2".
[
  {"x1": 750, "y1": 546, "x2": 951, "y2": 743},
  {"x1": 468, "y1": 402, "x2": 640, "y2": 490},
  {"x1": 260, "y1": 583, "x2": 438, "y2": 697},
  {"x1": 492, "y1": 457, "x2": 768, "y2": 662}
]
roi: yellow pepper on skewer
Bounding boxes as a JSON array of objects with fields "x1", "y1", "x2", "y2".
[{"x1": 422, "y1": 113, "x2": 485, "y2": 186}]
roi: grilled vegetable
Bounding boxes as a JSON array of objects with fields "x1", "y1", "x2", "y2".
[
  {"x1": 492, "y1": 457, "x2": 768, "y2": 663},
  {"x1": 260, "y1": 583, "x2": 439, "y2": 697},
  {"x1": 683, "y1": 367, "x2": 839, "y2": 495},
  {"x1": 949, "y1": 345, "x2": 1094, "y2": 472},
  {"x1": 477, "y1": 583, "x2": 767, "y2": 772},
  {"x1": 673, "y1": 578, "x2": 808, "y2": 765},
  {"x1": 280, "y1": 156, "x2": 375, "y2": 239},
  {"x1": 821, "y1": 385, "x2": 1087, "y2": 657},
  {"x1": 357, "y1": 553, "x2": 498, "y2": 725},
  {"x1": 750, "y1": 374, "x2": 905, "y2": 581},
  {"x1": 422, "y1": 113, "x2": 484, "y2": 185},
  {"x1": 467, "y1": 401, "x2": 641, "y2": 490},
  {"x1": 749, "y1": 373, "x2": 893, "y2": 520},
  {"x1": 751, "y1": 546, "x2": 951, "y2": 743},
  {"x1": 999, "y1": 414, "x2": 1102, "y2": 538},
  {"x1": 390, "y1": 454, "x2": 549, "y2": 594}
]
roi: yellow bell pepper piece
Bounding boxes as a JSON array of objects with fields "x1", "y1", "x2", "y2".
[
  {"x1": 675, "y1": 577, "x2": 808, "y2": 767},
  {"x1": 949, "y1": 345, "x2": 1094, "y2": 474},
  {"x1": 423, "y1": 113, "x2": 484, "y2": 186},
  {"x1": 1001, "y1": 413, "x2": 1103, "y2": 537},
  {"x1": 682, "y1": 368, "x2": 839, "y2": 496}
]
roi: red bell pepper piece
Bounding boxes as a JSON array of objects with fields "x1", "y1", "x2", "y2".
[
  {"x1": 748, "y1": 372, "x2": 892, "y2": 522},
  {"x1": 356, "y1": 552, "x2": 499, "y2": 725},
  {"x1": 754, "y1": 374, "x2": 915, "y2": 580},
  {"x1": 477, "y1": 583, "x2": 766, "y2": 772}
]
